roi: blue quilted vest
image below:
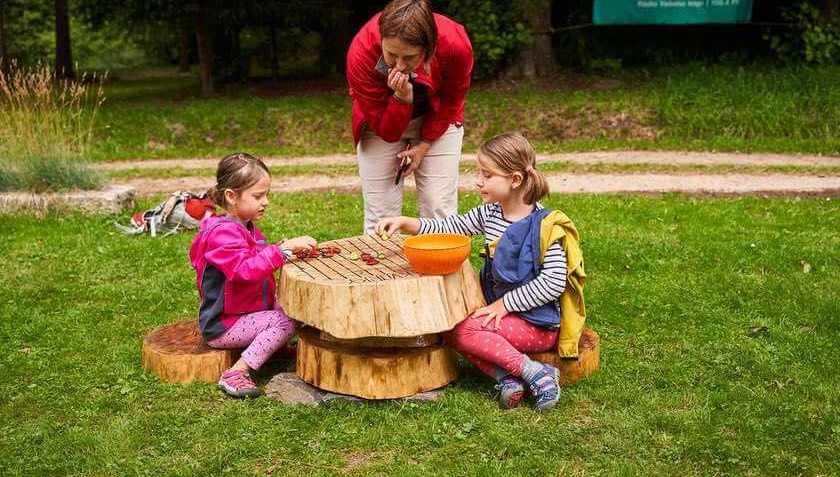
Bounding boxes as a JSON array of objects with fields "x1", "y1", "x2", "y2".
[{"x1": 480, "y1": 207, "x2": 560, "y2": 328}]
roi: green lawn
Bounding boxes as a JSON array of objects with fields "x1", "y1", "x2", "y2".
[
  {"x1": 2, "y1": 193, "x2": 838, "y2": 476},
  {"x1": 92, "y1": 63, "x2": 840, "y2": 161}
]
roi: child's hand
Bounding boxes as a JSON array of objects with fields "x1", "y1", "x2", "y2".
[
  {"x1": 281, "y1": 236, "x2": 317, "y2": 252},
  {"x1": 374, "y1": 217, "x2": 404, "y2": 236},
  {"x1": 373, "y1": 216, "x2": 420, "y2": 236},
  {"x1": 471, "y1": 299, "x2": 508, "y2": 330}
]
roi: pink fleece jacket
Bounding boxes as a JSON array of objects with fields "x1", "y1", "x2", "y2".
[{"x1": 189, "y1": 216, "x2": 286, "y2": 341}]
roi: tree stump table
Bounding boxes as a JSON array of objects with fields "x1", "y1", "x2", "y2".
[
  {"x1": 280, "y1": 234, "x2": 484, "y2": 399},
  {"x1": 281, "y1": 234, "x2": 600, "y2": 399}
]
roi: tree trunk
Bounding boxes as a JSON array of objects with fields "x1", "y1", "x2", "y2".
[
  {"x1": 318, "y1": 7, "x2": 353, "y2": 75},
  {"x1": 505, "y1": 0, "x2": 554, "y2": 79},
  {"x1": 54, "y1": 0, "x2": 74, "y2": 79},
  {"x1": 194, "y1": 6, "x2": 214, "y2": 97},
  {"x1": 0, "y1": 0, "x2": 7, "y2": 72},
  {"x1": 268, "y1": 24, "x2": 279, "y2": 81},
  {"x1": 819, "y1": 0, "x2": 839, "y2": 20},
  {"x1": 296, "y1": 327, "x2": 459, "y2": 399},
  {"x1": 177, "y1": 28, "x2": 190, "y2": 73}
]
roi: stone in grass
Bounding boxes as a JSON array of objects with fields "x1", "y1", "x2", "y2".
[
  {"x1": 0, "y1": 185, "x2": 135, "y2": 216},
  {"x1": 264, "y1": 372, "x2": 444, "y2": 405}
]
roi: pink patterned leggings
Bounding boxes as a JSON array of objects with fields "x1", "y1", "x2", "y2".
[
  {"x1": 444, "y1": 314, "x2": 558, "y2": 378},
  {"x1": 206, "y1": 308, "x2": 298, "y2": 370}
]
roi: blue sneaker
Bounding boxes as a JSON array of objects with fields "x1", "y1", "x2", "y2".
[
  {"x1": 527, "y1": 364, "x2": 561, "y2": 412},
  {"x1": 495, "y1": 376, "x2": 525, "y2": 409}
]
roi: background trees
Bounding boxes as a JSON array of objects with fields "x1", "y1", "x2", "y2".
[{"x1": 0, "y1": 0, "x2": 836, "y2": 92}]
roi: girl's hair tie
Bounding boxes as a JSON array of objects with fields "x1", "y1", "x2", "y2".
[{"x1": 524, "y1": 165, "x2": 535, "y2": 174}]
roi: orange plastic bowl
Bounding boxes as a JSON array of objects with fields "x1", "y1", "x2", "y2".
[{"x1": 403, "y1": 233, "x2": 471, "y2": 275}]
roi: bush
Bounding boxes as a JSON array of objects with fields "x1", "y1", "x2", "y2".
[
  {"x1": 0, "y1": 63, "x2": 106, "y2": 192},
  {"x1": 765, "y1": 2, "x2": 840, "y2": 64},
  {"x1": 440, "y1": 0, "x2": 531, "y2": 79}
]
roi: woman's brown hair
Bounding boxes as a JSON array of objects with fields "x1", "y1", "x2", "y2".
[
  {"x1": 207, "y1": 152, "x2": 270, "y2": 209},
  {"x1": 379, "y1": 0, "x2": 438, "y2": 60},
  {"x1": 478, "y1": 132, "x2": 549, "y2": 205}
]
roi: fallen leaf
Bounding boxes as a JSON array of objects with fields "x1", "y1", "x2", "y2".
[
  {"x1": 19, "y1": 347, "x2": 31, "y2": 354},
  {"x1": 749, "y1": 325, "x2": 769, "y2": 336}
]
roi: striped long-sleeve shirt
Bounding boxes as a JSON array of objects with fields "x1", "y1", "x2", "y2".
[{"x1": 418, "y1": 203, "x2": 567, "y2": 316}]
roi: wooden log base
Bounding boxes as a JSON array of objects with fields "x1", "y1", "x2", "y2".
[
  {"x1": 527, "y1": 328, "x2": 600, "y2": 386},
  {"x1": 317, "y1": 330, "x2": 441, "y2": 348},
  {"x1": 141, "y1": 320, "x2": 239, "y2": 383},
  {"x1": 296, "y1": 327, "x2": 458, "y2": 399}
]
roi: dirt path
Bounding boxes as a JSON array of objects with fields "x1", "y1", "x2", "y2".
[
  {"x1": 112, "y1": 172, "x2": 840, "y2": 197},
  {"x1": 97, "y1": 150, "x2": 840, "y2": 170},
  {"x1": 100, "y1": 151, "x2": 840, "y2": 197}
]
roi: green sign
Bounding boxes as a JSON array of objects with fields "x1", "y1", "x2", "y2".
[{"x1": 594, "y1": 0, "x2": 753, "y2": 25}]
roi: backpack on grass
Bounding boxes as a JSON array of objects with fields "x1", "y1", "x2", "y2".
[{"x1": 115, "y1": 191, "x2": 215, "y2": 236}]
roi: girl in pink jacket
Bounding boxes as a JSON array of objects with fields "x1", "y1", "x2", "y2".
[{"x1": 189, "y1": 153, "x2": 316, "y2": 398}]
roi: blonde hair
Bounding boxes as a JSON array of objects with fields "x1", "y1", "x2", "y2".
[
  {"x1": 207, "y1": 152, "x2": 270, "y2": 210},
  {"x1": 478, "y1": 132, "x2": 549, "y2": 205}
]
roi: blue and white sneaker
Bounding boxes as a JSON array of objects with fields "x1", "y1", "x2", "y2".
[
  {"x1": 527, "y1": 364, "x2": 561, "y2": 412},
  {"x1": 495, "y1": 375, "x2": 526, "y2": 409}
]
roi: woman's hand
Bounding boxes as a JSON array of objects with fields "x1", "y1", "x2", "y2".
[
  {"x1": 387, "y1": 68, "x2": 413, "y2": 103},
  {"x1": 281, "y1": 236, "x2": 317, "y2": 252},
  {"x1": 397, "y1": 141, "x2": 431, "y2": 176},
  {"x1": 373, "y1": 216, "x2": 420, "y2": 236},
  {"x1": 471, "y1": 299, "x2": 509, "y2": 330}
]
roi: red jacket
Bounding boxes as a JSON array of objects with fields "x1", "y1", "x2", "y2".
[
  {"x1": 189, "y1": 216, "x2": 285, "y2": 341},
  {"x1": 346, "y1": 12, "x2": 473, "y2": 145}
]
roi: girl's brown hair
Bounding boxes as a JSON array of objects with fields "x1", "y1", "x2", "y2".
[
  {"x1": 207, "y1": 152, "x2": 270, "y2": 209},
  {"x1": 379, "y1": 0, "x2": 438, "y2": 61},
  {"x1": 478, "y1": 132, "x2": 549, "y2": 205}
]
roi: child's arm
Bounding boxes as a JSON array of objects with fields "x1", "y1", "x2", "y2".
[
  {"x1": 502, "y1": 242, "x2": 568, "y2": 313},
  {"x1": 375, "y1": 204, "x2": 489, "y2": 237},
  {"x1": 374, "y1": 217, "x2": 420, "y2": 236},
  {"x1": 204, "y1": 225, "x2": 287, "y2": 283}
]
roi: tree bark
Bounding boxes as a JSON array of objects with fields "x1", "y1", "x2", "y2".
[
  {"x1": 0, "y1": 0, "x2": 7, "y2": 72},
  {"x1": 318, "y1": 7, "x2": 353, "y2": 76},
  {"x1": 177, "y1": 28, "x2": 191, "y2": 73},
  {"x1": 141, "y1": 320, "x2": 238, "y2": 383},
  {"x1": 505, "y1": 0, "x2": 554, "y2": 79},
  {"x1": 54, "y1": 0, "x2": 75, "y2": 79},
  {"x1": 819, "y1": 0, "x2": 839, "y2": 20},
  {"x1": 194, "y1": 5, "x2": 214, "y2": 97},
  {"x1": 268, "y1": 24, "x2": 279, "y2": 81}
]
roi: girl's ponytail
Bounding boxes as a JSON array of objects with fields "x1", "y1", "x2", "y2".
[{"x1": 522, "y1": 166, "x2": 549, "y2": 206}]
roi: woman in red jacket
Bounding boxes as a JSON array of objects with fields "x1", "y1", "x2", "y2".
[{"x1": 347, "y1": 0, "x2": 473, "y2": 233}]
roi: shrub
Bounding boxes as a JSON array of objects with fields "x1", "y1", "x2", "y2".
[
  {"x1": 0, "y1": 62, "x2": 106, "y2": 191},
  {"x1": 765, "y1": 2, "x2": 840, "y2": 64},
  {"x1": 440, "y1": 0, "x2": 531, "y2": 80}
]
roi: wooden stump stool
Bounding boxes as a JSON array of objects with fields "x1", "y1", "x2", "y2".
[
  {"x1": 528, "y1": 328, "x2": 600, "y2": 386},
  {"x1": 296, "y1": 327, "x2": 458, "y2": 399},
  {"x1": 141, "y1": 320, "x2": 238, "y2": 383}
]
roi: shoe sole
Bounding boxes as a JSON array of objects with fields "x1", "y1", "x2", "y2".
[{"x1": 218, "y1": 382, "x2": 262, "y2": 399}]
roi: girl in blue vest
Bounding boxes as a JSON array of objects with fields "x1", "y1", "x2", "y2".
[{"x1": 375, "y1": 132, "x2": 567, "y2": 411}]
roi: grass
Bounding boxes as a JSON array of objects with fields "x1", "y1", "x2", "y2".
[
  {"x1": 88, "y1": 62, "x2": 840, "y2": 161},
  {"x1": 1, "y1": 192, "x2": 838, "y2": 476},
  {"x1": 102, "y1": 162, "x2": 840, "y2": 182},
  {"x1": 0, "y1": 63, "x2": 105, "y2": 191}
]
